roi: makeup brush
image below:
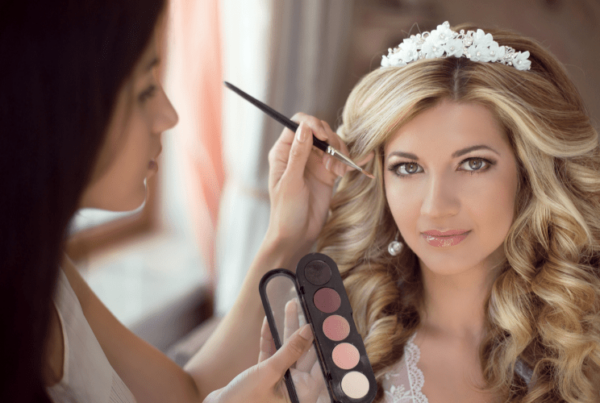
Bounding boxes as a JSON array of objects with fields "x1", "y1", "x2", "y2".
[{"x1": 224, "y1": 81, "x2": 374, "y2": 179}]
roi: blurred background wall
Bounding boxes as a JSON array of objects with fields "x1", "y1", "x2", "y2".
[
  {"x1": 214, "y1": 0, "x2": 600, "y2": 316},
  {"x1": 69, "y1": 0, "x2": 600, "y2": 360}
]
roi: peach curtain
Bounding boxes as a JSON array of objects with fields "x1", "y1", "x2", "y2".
[{"x1": 167, "y1": 0, "x2": 224, "y2": 282}]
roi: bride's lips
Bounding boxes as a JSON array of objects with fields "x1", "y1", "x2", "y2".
[{"x1": 421, "y1": 229, "x2": 470, "y2": 247}]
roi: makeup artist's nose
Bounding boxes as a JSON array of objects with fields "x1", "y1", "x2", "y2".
[
  {"x1": 420, "y1": 174, "x2": 460, "y2": 219},
  {"x1": 153, "y1": 86, "x2": 179, "y2": 133}
]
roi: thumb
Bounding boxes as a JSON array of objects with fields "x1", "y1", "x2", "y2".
[
  {"x1": 263, "y1": 324, "x2": 314, "y2": 380},
  {"x1": 283, "y1": 123, "x2": 314, "y2": 183}
]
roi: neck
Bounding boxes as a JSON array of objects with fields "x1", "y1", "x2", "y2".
[{"x1": 419, "y1": 253, "x2": 504, "y2": 341}]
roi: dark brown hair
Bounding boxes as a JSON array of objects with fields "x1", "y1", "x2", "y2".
[{"x1": 0, "y1": 0, "x2": 166, "y2": 401}]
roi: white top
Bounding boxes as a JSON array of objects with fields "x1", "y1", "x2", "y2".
[
  {"x1": 382, "y1": 333, "x2": 533, "y2": 403},
  {"x1": 47, "y1": 270, "x2": 137, "y2": 403}
]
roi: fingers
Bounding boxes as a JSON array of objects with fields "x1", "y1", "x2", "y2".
[
  {"x1": 283, "y1": 299, "x2": 299, "y2": 343},
  {"x1": 259, "y1": 316, "x2": 277, "y2": 363},
  {"x1": 295, "y1": 344, "x2": 318, "y2": 373},
  {"x1": 291, "y1": 113, "x2": 328, "y2": 141},
  {"x1": 319, "y1": 120, "x2": 348, "y2": 176},
  {"x1": 202, "y1": 388, "x2": 223, "y2": 403},
  {"x1": 282, "y1": 122, "x2": 314, "y2": 183},
  {"x1": 263, "y1": 324, "x2": 314, "y2": 381},
  {"x1": 291, "y1": 113, "x2": 349, "y2": 178}
]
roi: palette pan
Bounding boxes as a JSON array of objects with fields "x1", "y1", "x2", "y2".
[{"x1": 259, "y1": 253, "x2": 377, "y2": 403}]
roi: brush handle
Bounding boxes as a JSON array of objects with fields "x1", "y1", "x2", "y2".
[{"x1": 224, "y1": 81, "x2": 329, "y2": 153}]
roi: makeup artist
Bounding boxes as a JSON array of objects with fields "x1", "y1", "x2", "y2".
[{"x1": 0, "y1": 1, "x2": 349, "y2": 402}]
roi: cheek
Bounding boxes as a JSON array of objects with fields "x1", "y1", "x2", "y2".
[
  {"x1": 114, "y1": 120, "x2": 151, "y2": 177},
  {"x1": 472, "y1": 169, "x2": 518, "y2": 244},
  {"x1": 384, "y1": 176, "x2": 420, "y2": 237}
]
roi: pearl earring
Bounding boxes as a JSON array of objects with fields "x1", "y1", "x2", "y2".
[{"x1": 388, "y1": 233, "x2": 403, "y2": 256}]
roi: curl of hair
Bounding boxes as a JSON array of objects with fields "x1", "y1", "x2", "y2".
[{"x1": 317, "y1": 24, "x2": 600, "y2": 402}]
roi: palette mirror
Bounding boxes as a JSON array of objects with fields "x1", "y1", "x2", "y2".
[{"x1": 264, "y1": 272, "x2": 332, "y2": 403}]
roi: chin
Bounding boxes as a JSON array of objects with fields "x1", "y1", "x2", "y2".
[
  {"x1": 110, "y1": 187, "x2": 147, "y2": 212},
  {"x1": 418, "y1": 258, "x2": 468, "y2": 276},
  {"x1": 124, "y1": 192, "x2": 147, "y2": 211}
]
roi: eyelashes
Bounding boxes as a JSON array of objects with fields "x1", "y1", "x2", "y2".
[
  {"x1": 388, "y1": 157, "x2": 495, "y2": 177},
  {"x1": 138, "y1": 84, "x2": 157, "y2": 103}
]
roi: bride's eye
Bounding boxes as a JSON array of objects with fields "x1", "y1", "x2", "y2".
[
  {"x1": 459, "y1": 157, "x2": 494, "y2": 173},
  {"x1": 389, "y1": 162, "x2": 423, "y2": 177}
]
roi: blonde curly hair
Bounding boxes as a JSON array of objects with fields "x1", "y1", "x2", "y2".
[{"x1": 317, "y1": 24, "x2": 600, "y2": 402}]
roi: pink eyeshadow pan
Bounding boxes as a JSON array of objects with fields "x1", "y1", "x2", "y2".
[
  {"x1": 313, "y1": 288, "x2": 341, "y2": 313},
  {"x1": 322, "y1": 315, "x2": 350, "y2": 341},
  {"x1": 332, "y1": 343, "x2": 360, "y2": 370}
]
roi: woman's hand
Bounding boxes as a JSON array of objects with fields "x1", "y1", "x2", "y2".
[
  {"x1": 203, "y1": 319, "x2": 314, "y2": 403},
  {"x1": 265, "y1": 113, "x2": 350, "y2": 260},
  {"x1": 283, "y1": 300, "x2": 330, "y2": 403}
]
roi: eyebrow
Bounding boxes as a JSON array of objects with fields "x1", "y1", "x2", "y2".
[
  {"x1": 145, "y1": 57, "x2": 160, "y2": 72},
  {"x1": 387, "y1": 144, "x2": 501, "y2": 162}
]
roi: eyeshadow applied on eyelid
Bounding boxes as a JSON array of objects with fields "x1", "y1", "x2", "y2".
[
  {"x1": 388, "y1": 157, "x2": 495, "y2": 177},
  {"x1": 386, "y1": 144, "x2": 501, "y2": 162}
]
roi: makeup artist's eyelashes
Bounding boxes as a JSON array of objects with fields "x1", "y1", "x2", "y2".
[
  {"x1": 388, "y1": 157, "x2": 495, "y2": 177},
  {"x1": 139, "y1": 84, "x2": 157, "y2": 103}
]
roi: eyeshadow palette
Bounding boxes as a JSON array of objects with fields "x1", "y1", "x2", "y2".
[{"x1": 259, "y1": 253, "x2": 377, "y2": 403}]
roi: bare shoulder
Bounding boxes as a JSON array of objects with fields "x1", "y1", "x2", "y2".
[{"x1": 60, "y1": 254, "x2": 93, "y2": 312}]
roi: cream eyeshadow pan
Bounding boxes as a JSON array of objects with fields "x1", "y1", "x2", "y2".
[{"x1": 260, "y1": 253, "x2": 377, "y2": 403}]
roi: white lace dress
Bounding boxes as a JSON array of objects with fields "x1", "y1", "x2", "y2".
[{"x1": 381, "y1": 333, "x2": 533, "y2": 403}]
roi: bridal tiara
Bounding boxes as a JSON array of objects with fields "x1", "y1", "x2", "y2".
[{"x1": 381, "y1": 21, "x2": 531, "y2": 71}]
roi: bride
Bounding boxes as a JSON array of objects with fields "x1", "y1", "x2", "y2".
[{"x1": 277, "y1": 22, "x2": 600, "y2": 402}]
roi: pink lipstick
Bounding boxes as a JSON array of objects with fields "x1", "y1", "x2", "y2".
[{"x1": 422, "y1": 229, "x2": 470, "y2": 247}]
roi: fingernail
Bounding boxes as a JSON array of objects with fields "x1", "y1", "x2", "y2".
[
  {"x1": 325, "y1": 156, "x2": 332, "y2": 171},
  {"x1": 296, "y1": 124, "x2": 306, "y2": 143},
  {"x1": 299, "y1": 324, "x2": 313, "y2": 342}
]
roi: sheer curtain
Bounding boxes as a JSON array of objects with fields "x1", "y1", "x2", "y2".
[
  {"x1": 165, "y1": 0, "x2": 224, "y2": 276},
  {"x1": 216, "y1": 0, "x2": 354, "y2": 315}
]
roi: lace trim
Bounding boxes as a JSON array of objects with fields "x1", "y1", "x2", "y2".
[
  {"x1": 405, "y1": 333, "x2": 428, "y2": 403},
  {"x1": 383, "y1": 333, "x2": 533, "y2": 402},
  {"x1": 384, "y1": 333, "x2": 428, "y2": 403}
]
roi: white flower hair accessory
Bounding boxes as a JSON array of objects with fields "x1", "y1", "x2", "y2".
[{"x1": 381, "y1": 22, "x2": 531, "y2": 71}]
